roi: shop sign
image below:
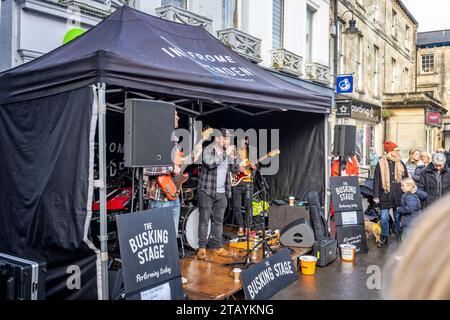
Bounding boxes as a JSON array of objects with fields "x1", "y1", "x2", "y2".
[
  {"x1": 336, "y1": 75, "x2": 354, "y2": 94},
  {"x1": 426, "y1": 112, "x2": 442, "y2": 127},
  {"x1": 336, "y1": 101, "x2": 381, "y2": 123}
]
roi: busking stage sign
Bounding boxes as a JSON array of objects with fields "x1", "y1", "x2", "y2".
[
  {"x1": 330, "y1": 176, "x2": 368, "y2": 253},
  {"x1": 240, "y1": 249, "x2": 298, "y2": 300},
  {"x1": 116, "y1": 207, "x2": 184, "y2": 300},
  {"x1": 330, "y1": 176, "x2": 363, "y2": 212}
]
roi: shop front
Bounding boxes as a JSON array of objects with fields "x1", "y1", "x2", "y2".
[
  {"x1": 335, "y1": 98, "x2": 382, "y2": 169},
  {"x1": 382, "y1": 92, "x2": 447, "y2": 159}
]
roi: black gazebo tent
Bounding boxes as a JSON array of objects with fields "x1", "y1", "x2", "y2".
[{"x1": 0, "y1": 6, "x2": 331, "y2": 299}]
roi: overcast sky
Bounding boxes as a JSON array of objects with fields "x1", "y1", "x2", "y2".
[{"x1": 402, "y1": 0, "x2": 450, "y2": 32}]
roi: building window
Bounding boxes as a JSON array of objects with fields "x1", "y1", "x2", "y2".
[
  {"x1": 392, "y1": 10, "x2": 397, "y2": 38},
  {"x1": 305, "y1": 5, "x2": 316, "y2": 63},
  {"x1": 373, "y1": 45, "x2": 379, "y2": 96},
  {"x1": 161, "y1": 0, "x2": 187, "y2": 8},
  {"x1": 272, "y1": 0, "x2": 284, "y2": 49},
  {"x1": 373, "y1": 0, "x2": 379, "y2": 22},
  {"x1": 424, "y1": 90, "x2": 434, "y2": 98},
  {"x1": 356, "y1": 35, "x2": 363, "y2": 91},
  {"x1": 391, "y1": 58, "x2": 397, "y2": 92},
  {"x1": 337, "y1": 21, "x2": 344, "y2": 74},
  {"x1": 405, "y1": 24, "x2": 410, "y2": 50},
  {"x1": 421, "y1": 54, "x2": 435, "y2": 73},
  {"x1": 223, "y1": 0, "x2": 239, "y2": 29},
  {"x1": 404, "y1": 67, "x2": 409, "y2": 92}
]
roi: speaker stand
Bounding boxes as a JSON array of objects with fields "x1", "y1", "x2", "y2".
[{"x1": 138, "y1": 168, "x2": 144, "y2": 211}]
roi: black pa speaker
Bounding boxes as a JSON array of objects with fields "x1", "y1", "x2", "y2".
[
  {"x1": 333, "y1": 125, "x2": 356, "y2": 157},
  {"x1": 280, "y1": 218, "x2": 315, "y2": 248},
  {"x1": 124, "y1": 99, "x2": 175, "y2": 167}
]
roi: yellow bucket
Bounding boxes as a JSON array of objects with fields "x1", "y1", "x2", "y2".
[{"x1": 299, "y1": 255, "x2": 317, "y2": 275}]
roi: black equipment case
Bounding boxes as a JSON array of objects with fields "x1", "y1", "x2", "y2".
[
  {"x1": 0, "y1": 252, "x2": 46, "y2": 300},
  {"x1": 313, "y1": 239, "x2": 337, "y2": 267}
]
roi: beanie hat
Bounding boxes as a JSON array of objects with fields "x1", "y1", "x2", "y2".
[{"x1": 384, "y1": 141, "x2": 399, "y2": 153}]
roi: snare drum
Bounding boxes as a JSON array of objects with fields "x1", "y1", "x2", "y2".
[{"x1": 179, "y1": 207, "x2": 211, "y2": 250}]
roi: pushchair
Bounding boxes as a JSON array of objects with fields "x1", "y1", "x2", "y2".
[{"x1": 360, "y1": 178, "x2": 395, "y2": 235}]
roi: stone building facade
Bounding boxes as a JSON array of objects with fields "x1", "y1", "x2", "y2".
[
  {"x1": 331, "y1": 0, "x2": 419, "y2": 164},
  {"x1": 416, "y1": 29, "x2": 450, "y2": 150}
]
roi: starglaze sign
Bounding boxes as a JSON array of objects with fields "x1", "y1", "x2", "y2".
[{"x1": 336, "y1": 101, "x2": 381, "y2": 123}]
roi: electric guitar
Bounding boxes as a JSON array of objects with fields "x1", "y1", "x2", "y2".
[
  {"x1": 231, "y1": 149, "x2": 280, "y2": 187},
  {"x1": 156, "y1": 128, "x2": 213, "y2": 201}
]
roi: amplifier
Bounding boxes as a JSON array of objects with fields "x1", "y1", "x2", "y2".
[{"x1": 313, "y1": 239, "x2": 337, "y2": 267}]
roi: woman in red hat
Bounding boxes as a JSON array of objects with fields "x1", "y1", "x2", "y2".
[{"x1": 373, "y1": 141, "x2": 408, "y2": 247}]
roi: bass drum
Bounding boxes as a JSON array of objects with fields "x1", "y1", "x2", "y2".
[{"x1": 179, "y1": 207, "x2": 211, "y2": 250}]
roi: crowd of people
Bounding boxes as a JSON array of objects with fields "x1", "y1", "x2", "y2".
[{"x1": 372, "y1": 141, "x2": 450, "y2": 247}]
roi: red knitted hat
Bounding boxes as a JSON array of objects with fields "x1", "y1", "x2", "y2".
[{"x1": 384, "y1": 141, "x2": 399, "y2": 153}]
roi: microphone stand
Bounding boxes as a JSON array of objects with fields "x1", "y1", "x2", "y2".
[{"x1": 226, "y1": 169, "x2": 273, "y2": 269}]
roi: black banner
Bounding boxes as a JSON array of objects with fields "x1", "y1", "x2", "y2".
[
  {"x1": 116, "y1": 208, "x2": 183, "y2": 300},
  {"x1": 330, "y1": 176, "x2": 363, "y2": 212},
  {"x1": 240, "y1": 249, "x2": 298, "y2": 300},
  {"x1": 0, "y1": 87, "x2": 97, "y2": 299}
]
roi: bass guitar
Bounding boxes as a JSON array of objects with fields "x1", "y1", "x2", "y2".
[
  {"x1": 231, "y1": 149, "x2": 280, "y2": 187},
  {"x1": 156, "y1": 128, "x2": 213, "y2": 200}
]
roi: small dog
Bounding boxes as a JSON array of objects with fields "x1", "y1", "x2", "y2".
[{"x1": 365, "y1": 219, "x2": 382, "y2": 243}]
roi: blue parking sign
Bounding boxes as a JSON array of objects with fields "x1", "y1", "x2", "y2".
[{"x1": 336, "y1": 75, "x2": 353, "y2": 94}]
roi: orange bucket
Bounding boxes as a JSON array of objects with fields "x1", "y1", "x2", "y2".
[
  {"x1": 340, "y1": 244, "x2": 356, "y2": 262},
  {"x1": 299, "y1": 255, "x2": 317, "y2": 275}
]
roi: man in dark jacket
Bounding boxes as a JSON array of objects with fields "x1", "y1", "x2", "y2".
[
  {"x1": 197, "y1": 128, "x2": 235, "y2": 260},
  {"x1": 373, "y1": 141, "x2": 408, "y2": 248},
  {"x1": 416, "y1": 153, "x2": 450, "y2": 207}
]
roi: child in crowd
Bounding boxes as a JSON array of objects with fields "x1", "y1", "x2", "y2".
[{"x1": 397, "y1": 178, "x2": 427, "y2": 239}]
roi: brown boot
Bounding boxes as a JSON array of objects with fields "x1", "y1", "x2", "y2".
[
  {"x1": 197, "y1": 248, "x2": 207, "y2": 260},
  {"x1": 212, "y1": 247, "x2": 232, "y2": 257}
]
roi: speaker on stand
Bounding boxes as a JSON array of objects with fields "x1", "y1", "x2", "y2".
[
  {"x1": 332, "y1": 125, "x2": 356, "y2": 175},
  {"x1": 124, "y1": 99, "x2": 176, "y2": 210}
]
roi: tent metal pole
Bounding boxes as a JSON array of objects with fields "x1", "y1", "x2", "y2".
[
  {"x1": 97, "y1": 82, "x2": 109, "y2": 300},
  {"x1": 324, "y1": 113, "x2": 331, "y2": 230}
]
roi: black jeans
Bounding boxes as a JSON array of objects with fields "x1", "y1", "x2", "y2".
[
  {"x1": 198, "y1": 190, "x2": 228, "y2": 249},
  {"x1": 233, "y1": 183, "x2": 253, "y2": 228}
]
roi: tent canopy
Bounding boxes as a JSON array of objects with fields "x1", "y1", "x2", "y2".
[{"x1": 0, "y1": 6, "x2": 331, "y2": 113}]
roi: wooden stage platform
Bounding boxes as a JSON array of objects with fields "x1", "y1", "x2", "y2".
[{"x1": 180, "y1": 244, "x2": 312, "y2": 300}]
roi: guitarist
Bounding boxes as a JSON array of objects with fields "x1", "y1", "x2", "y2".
[
  {"x1": 233, "y1": 136, "x2": 257, "y2": 236},
  {"x1": 145, "y1": 110, "x2": 182, "y2": 234}
]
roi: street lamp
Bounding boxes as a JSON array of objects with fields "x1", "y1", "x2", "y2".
[
  {"x1": 343, "y1": 18, "x2": 361, "y2": 40},
  {"x1": 332, "y1": 1, "x2": 361, "y2": 81}
]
